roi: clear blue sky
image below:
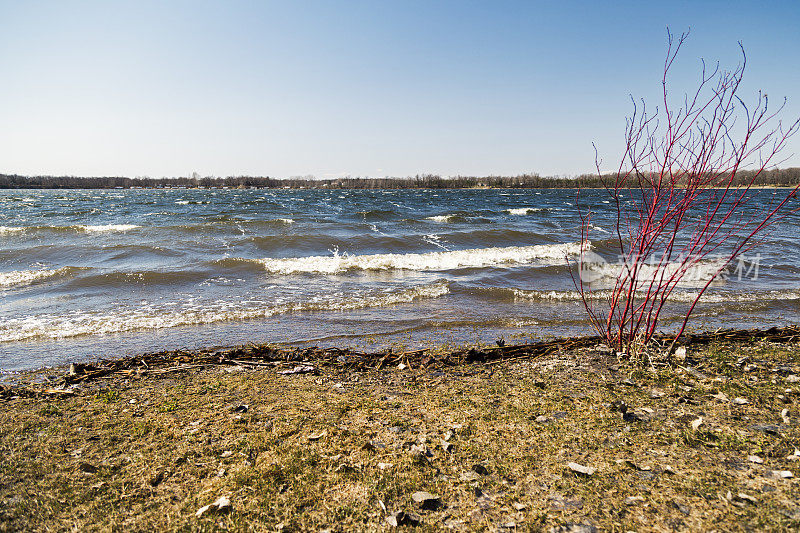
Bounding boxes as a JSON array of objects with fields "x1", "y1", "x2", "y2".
[{"x1": 0, "y1": 1, "x2": 798, "y2": 178}]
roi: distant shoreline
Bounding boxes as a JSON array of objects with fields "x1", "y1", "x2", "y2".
[{"x1": 1, "y1": 167, "x2": 799, "y2": 190}]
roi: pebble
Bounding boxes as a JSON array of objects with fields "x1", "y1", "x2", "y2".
[
  {"x1": 386, "y1": 510, "x2": 420, "y2": 527},
  {"x1": 567, "y1": 462, "x2": 596, "y2": 476},
  {"x1": 411, "y1": 491, "x2": 441, "y2": 511}
]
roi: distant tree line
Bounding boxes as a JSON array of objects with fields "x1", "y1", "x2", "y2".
[{"x1": 1, "y1": 168, "x2": 799, "y2": 189}]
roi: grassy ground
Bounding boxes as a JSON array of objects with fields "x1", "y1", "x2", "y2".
[{"x1": 1, "y1": 339, "x2": 799, "y2": 532}]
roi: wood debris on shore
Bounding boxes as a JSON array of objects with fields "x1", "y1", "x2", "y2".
[{"x1": 2, "y1": 325, "x2": 800, "y2": 400}]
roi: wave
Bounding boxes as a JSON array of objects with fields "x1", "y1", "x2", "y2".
[
  {"x1": 257, "y1": 242, "x2": 586, "y2": 274},
  {"x1": 508, "y1": 287, "x2": 800, "y2": 304},
  {"x1": 0, "y1": 267, "x2": 83, "y2": 288},
  {"x1": 426, "y1": 215, "x2": 457, "y2": 223},
  {"x1": 175, "y1": 200, "x2": 210, "y2": 205},
  {"x1": 505, "y1": 207, "x2": 545, "y2": 215},
  {"x1": 0, "y1": 281, "x2": 450, "y2": 342},
  {"x1": 0, "y1": 226, "x2": 25, "y2": 235},
  {"x1": 579, "y1": 252, "x2": 727, "y2": 289},
  {"x1": 77, "y1": 224, "x2": 140, "y2": 233},
  {"x1": 357, "y1": 209, "x2": 397, "y2": 221},
  {"x1": 62, "y1": 269, "x2": 210, "y2": 289}
]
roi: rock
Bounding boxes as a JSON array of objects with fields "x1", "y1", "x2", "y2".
[
  {"x1": 733, "y1": 397, "x2": 749, "y2": 405},
  {"x1": 472, "y1": 464, "x2": 491, "y2": 476},
  {"x1": 548, "y1": 495, "x2": 583, "y2": 510},
  {"x1": 397, "y1": 363, "x2": 407, "y2": 371},
  {"x1": 534, "y1": 415, "x2": 550, "y2": 423},
  {"x1": 386, "y1": 510, "x2": 421, "y2": 527},
  {"x1": 786, "y1": 374, "x2": 800, "y2": 383},
  {"x1": 623, "y1": 409, "x2": 651, "y2": 422},
  {"x1": 220, "y1": 450, "x2": 233, "y2": 458},
  {"x1": 690, "y1": 416, "x2": 704, "y2": 431},
  {"x1": 149, "y1": 471, "x2": 165, "y2": 486},
  {"x1": 195, "y1": 496, "x2": 231, "y2": 518},
  {"x1": 711, "y1": 391, "x2": 730, "y2": 402},
  {"x1": 748, "y1": 455, "x2": 764, "y2": 464},
  {"x1": 550, "y1": 522, "x2": 597, "y2": 533},
  {"x1": 649, "y1": 389, "x2": 665, "y2": 399},
  {"x1": 512, "y1": 502, "x2": 527, "y2": 511},
  {"x1": 768, "y1": 470, "x2": 793, "y2": 479},
  {"x1": 781, "y1": 409, "x2": 790, "y2": 424},
  {"x1": 378, "y1": 462, "x2": 393, "y2": 470},
  {"x1": 734, "y1": 493, "x2": 757, "y2": 504},
  {"x1": 567, "y1": 462, "x2": 595, "y2": 476},
  {"x1": 751, "y1": 424, "x2": 781, "y2": 435},
  {"x1": 411, "y1": 491, "x2": 441, "y2": 511},
  {"x1": 232, "y1": 404, "x2": 248, "y2": 413}
]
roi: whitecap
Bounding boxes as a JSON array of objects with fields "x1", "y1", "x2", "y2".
[
  {"x1": 426, "y1": 215, "x2": 456, "y2": 222},
  {"x1": 0, "y1": 267, "x2": 75, "y2": 288},
  {"x1": 505, "y1": 207, "x2": 544, "y2": 215},
  {"x1": 0, "y1": 226, "x2": 24, "y2": 235},
  {"x1": 258, "y1": 242, "x2": 586, "y2": 275},
  {"x1": 77, "y1": 224, "x2": 140, "y2": 233}
]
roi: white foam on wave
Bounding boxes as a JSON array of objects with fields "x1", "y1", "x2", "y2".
[
  {"x1": 0, "y1": 281, "x2": 450, "y2": 342},
  {"x1": 78, "y1": 224, "x2": 140, "y2": 233},
  {"x1": 511, "y1": 287, "x2": 800, "y2": 304},
  {"x1": 506, "y1": 207, "x2": 545, "y2": 215},
  {"x1": 426, "y1": 215, "x2": 457, "y2": 222},
  {"x1": 276, "y1": 218, "x2": 295, "y2": 224},
  {"x1": 0, "y1": 226, "x2": 25, "y2": 235},
  {"x1": 0, "y1": 267, "x2": 75, "y2": 288},
  {"x1": 258, "y1": 242, "x2": 586, "y2": 275},
  {"x1": 580, "y1": 253, "x2": 727, "y2": 289}
]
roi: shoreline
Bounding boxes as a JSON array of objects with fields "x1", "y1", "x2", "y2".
[{"x1": 4, "y1": 325, "x2": 800, "y2": 391}]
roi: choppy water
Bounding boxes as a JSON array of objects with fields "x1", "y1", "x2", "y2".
[{"x1": 2, "y1": 188, "x2": 799, "y2": 371}]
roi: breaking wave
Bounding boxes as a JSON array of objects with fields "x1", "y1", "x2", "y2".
[
  {"x1": 77, "y1": 224, "x2": 140, "y2": 233},
  {"x1": 0, "y1": 281, "x2": 450, "y2": 342},
  {"x1": 0, "y1": 267, "x2": 82, "y2": 288},
  {"x1": 257, "y1": 242, "x2": 586, "y2": 274},
  {"x1": 0, "y1": 226, "x2": 25, "y2": 235},
  {"x1": 505, "y1": 207, "x2": 545, "y2": 215},
  {"x1": 509, "y1": 287, "x2": 800, "y2": 304}
]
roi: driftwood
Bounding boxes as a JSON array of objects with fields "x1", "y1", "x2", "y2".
[{"x1": 2, "y1": 325, "x2": 799, "y2": 400}]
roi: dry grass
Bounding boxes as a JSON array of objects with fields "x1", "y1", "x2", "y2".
[{"x1": 1, "y1": 340, "x2": 799, "y2": 532}]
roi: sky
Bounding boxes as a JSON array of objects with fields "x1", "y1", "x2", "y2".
[{"x1": 0, "y1": 0, "x2": 798, "y2": 179}]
